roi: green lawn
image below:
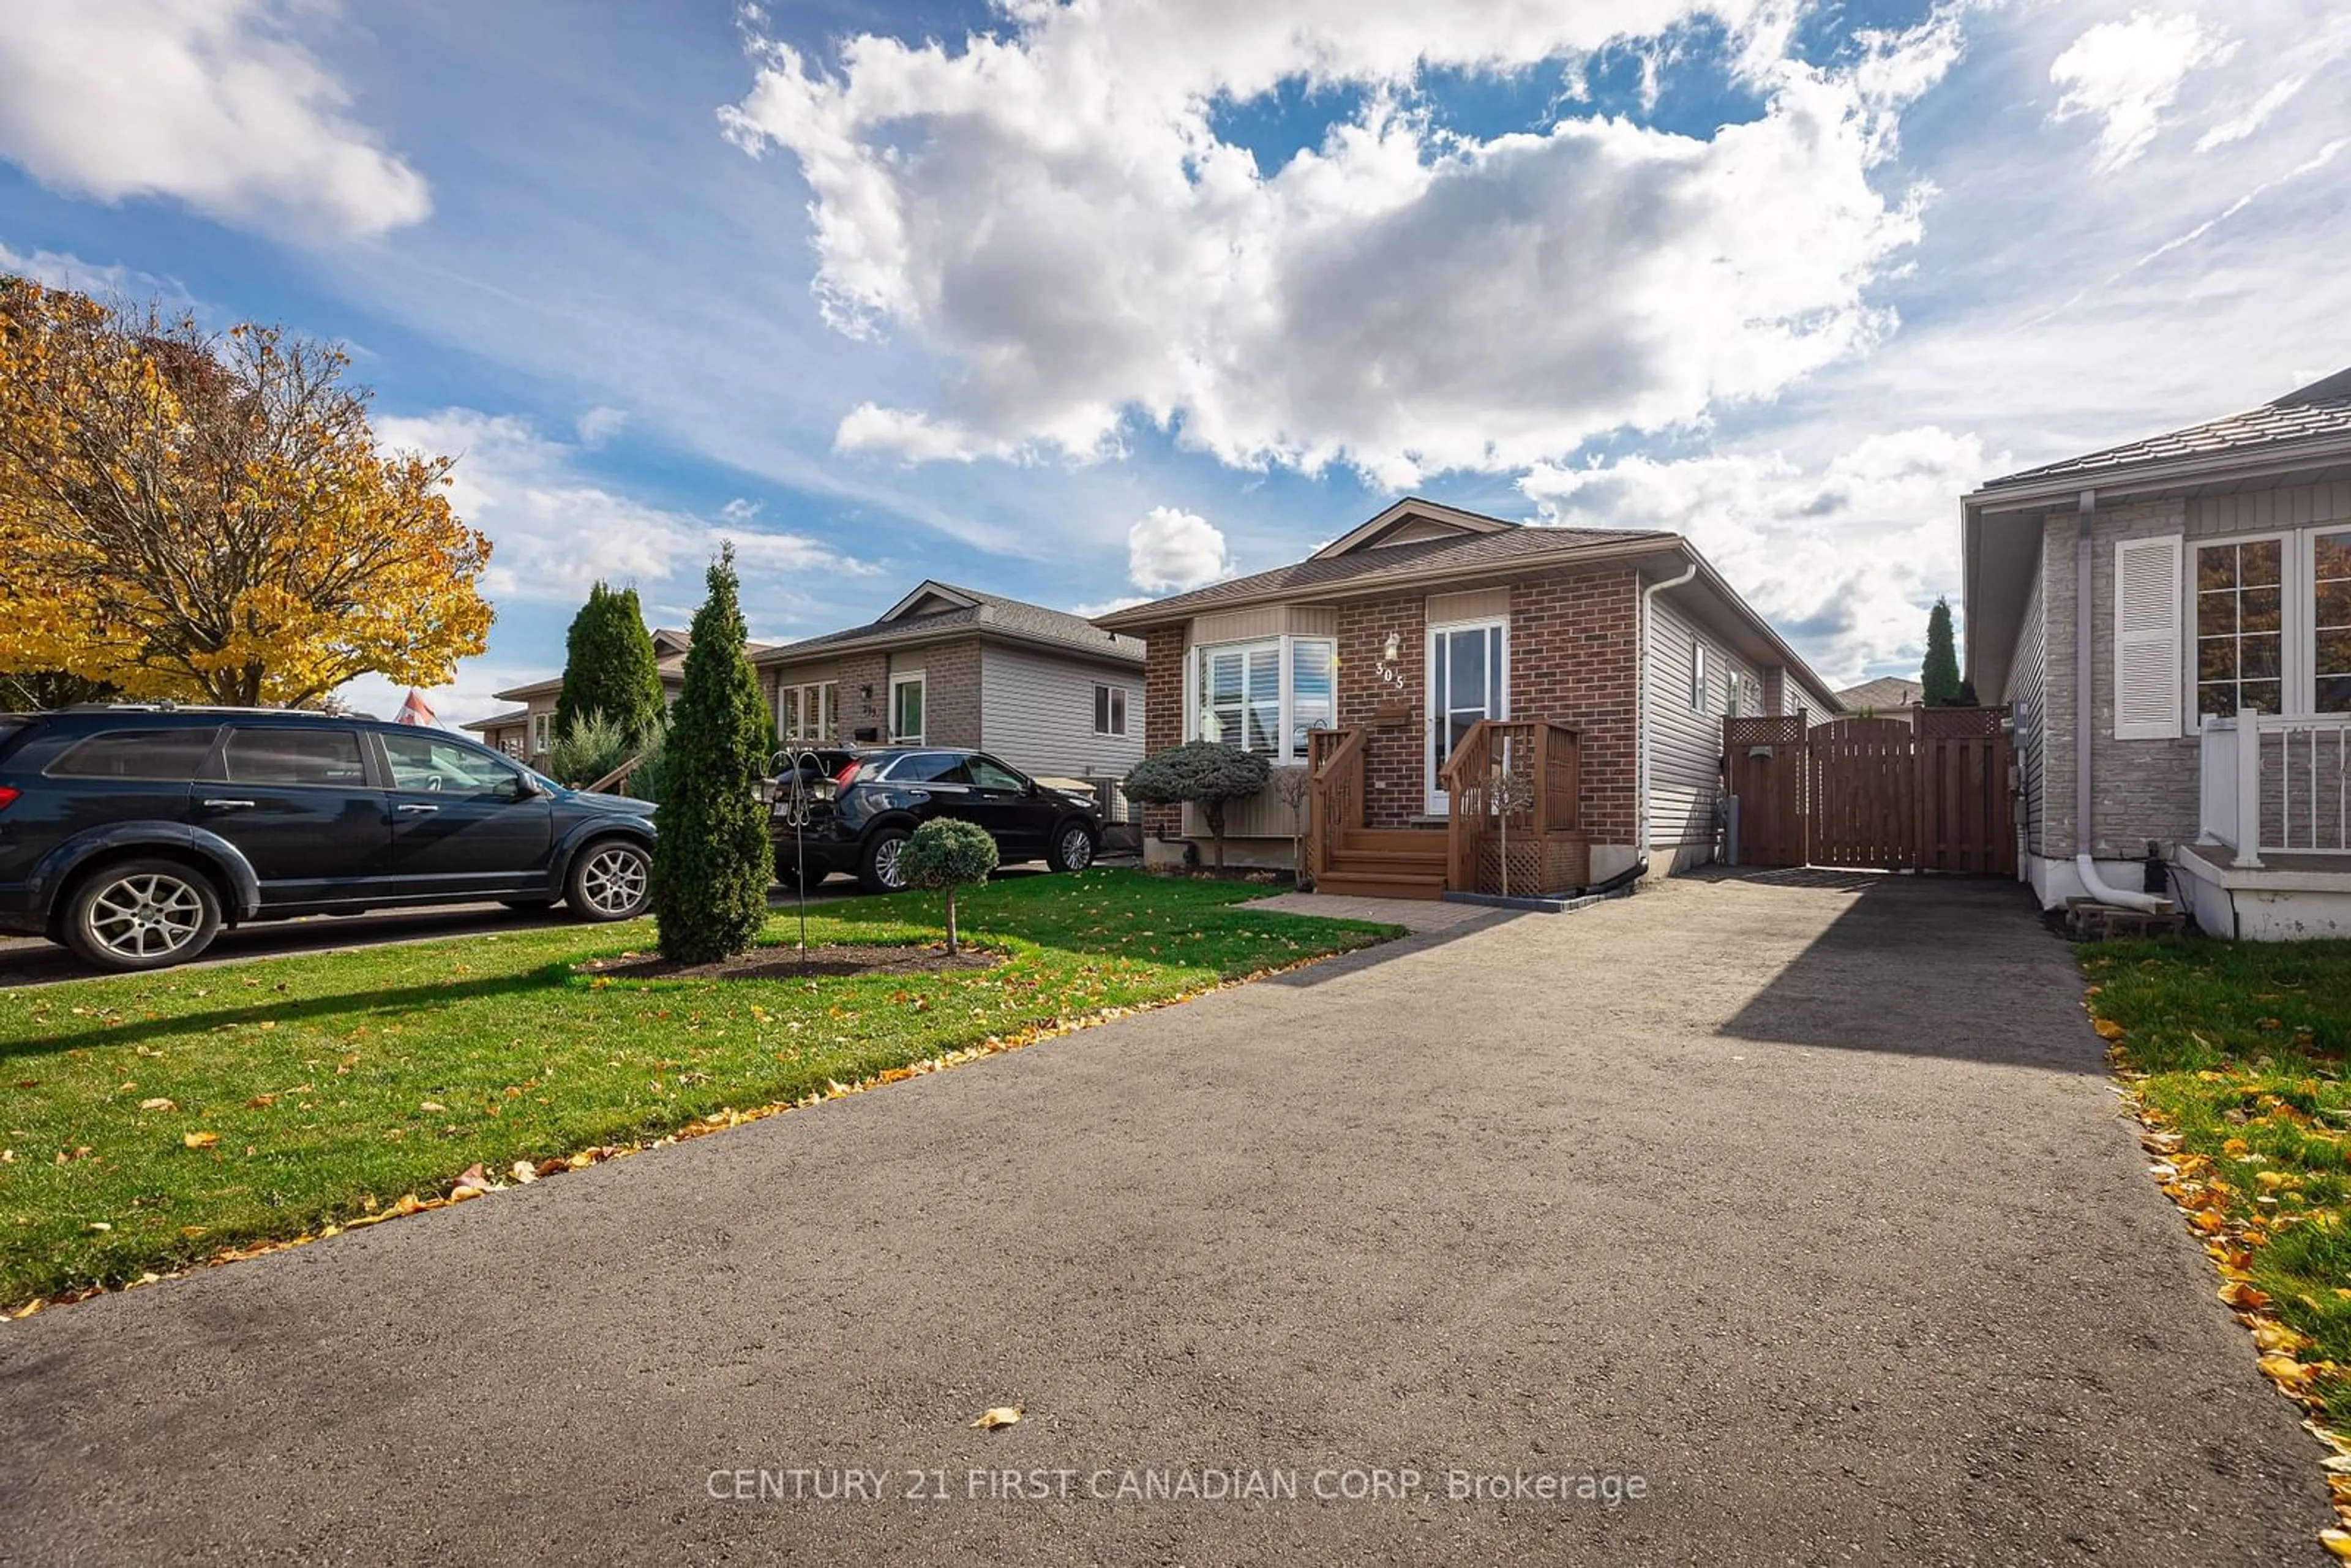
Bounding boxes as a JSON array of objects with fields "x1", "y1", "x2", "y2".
[
  {"x1": 2083, "y1": 936, "x2": 2351, "y2": 1430},
  {"x1": 0, "y1": 869, "x2": 1397, "y2": 1311}
]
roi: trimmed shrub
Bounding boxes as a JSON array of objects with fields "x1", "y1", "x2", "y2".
[
  {"x1": 549, "y1": 708, "x2": 632, "y2": 790},
  {"x1": 1124, "y1": 741, "x2": 1271, "y2": 873},
  {"x1": 650, "y1": 547, "x2": 773, "y2": 963},
  {"x1": 898, "y1": 818, "x2": 999, "y2": 955}
]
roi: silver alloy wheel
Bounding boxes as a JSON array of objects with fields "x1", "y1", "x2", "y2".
[
  {"x1": 579, "y1": 844, "x2": 648, "y2": 916},
  {"x1": 82, "y1": 871, "x2": 207, "y2": 961},
  {"x1": 873, "y1": 836, "x2": 907, "y2": 890},
  {"x1": 1059, "y1": 825, "x2": 1093, "y2": 871}
]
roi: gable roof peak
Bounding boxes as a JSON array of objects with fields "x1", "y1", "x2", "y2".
[{"x1": 1310, "y1": 497, "x2": 1521, "y2": 560}]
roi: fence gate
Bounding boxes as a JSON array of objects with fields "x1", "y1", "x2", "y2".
[
  {"x1": 1722, "y1": 714, "x2": 1807, "y2": 868},
  {"x1": 1721, "y1": 707, "x2": 2015, "y2": 876}
]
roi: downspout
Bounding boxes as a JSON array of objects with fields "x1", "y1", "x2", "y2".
[
  {"x1": 1639, "y1": 559, "x2": 1700, "y2": 869},
  {"x1": 2072, "y1": 488, "x2": 2169, "y2": 912}
]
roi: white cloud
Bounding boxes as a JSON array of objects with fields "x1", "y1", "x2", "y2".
[
  {"x1": 1072, "y1": 595, "x2": 1153, "y2": 619},
  {"x1": 0, "y1": 0, "x2": 429, "y2": 240},
  {"x1": 0, "y1": 240, "x2": 190, "y2": 306},
  {"x1": 1127, "y1": 506, "x2": 1233, "y2": 593},
  {"x1": 724, "y1": 3, "x2": 1960, "y2": 484},
  {"x1": 2049, "y1": 10, "x2": 2236, "y2": 174},
  {"x1": 1521, "y1": 427, "x2": 1993, "y2": 683},
  {"x1": 575, "y1": 405, "x2": 629, "y2": 446},
  {"x1": 372, "y1": 408, "x2": 877, "y2": 609}
]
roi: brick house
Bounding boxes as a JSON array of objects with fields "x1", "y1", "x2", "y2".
[
  {"x1": 1094, "y1": 498, "x2": 1840, "y2": 898},
  {"x1": 752, "y1": 582, "x2": 1146, "y2": 812},
  {"x1": 1963, "y1": 368, "x2": 2351, "y2": 939}
]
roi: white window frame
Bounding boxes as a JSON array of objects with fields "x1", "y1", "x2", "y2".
[
  {"x1": 778, "y1": 680, "x2": 838, "y2": 742},
  {"x1": 890, "y1": 672, "x2": 926, "y2": 744},
  {"x1": 1690, "y1": 639, "x2": 1709, "y2": 713},
  {"x1": 2312, "y1": 523, "x2": 2351, "y2": 715},
  {"x1": 529, "y1": 711, "x2": 553, "y2": 753},
  {"x1": 1094, "y1": 683, "x2": 1128, "y2": 737},
  {"x1": 2184, "y1": 528, "x2": 2301, "y2": 726},
  {"x1": 1184, "y1": 634, "x2": 1337, "y2": 763}
]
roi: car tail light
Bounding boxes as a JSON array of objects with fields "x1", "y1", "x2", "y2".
[
  {"x1": 833, "y1": 760, "x2": 861, "y2": 789},
  {"x1": 0, "y1": 786, "x2": 18, "y2": 811}
]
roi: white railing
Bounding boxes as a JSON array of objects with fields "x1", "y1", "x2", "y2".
[{"x1": 2198, "y1": 710, "x2": 2351, "y2": 866}]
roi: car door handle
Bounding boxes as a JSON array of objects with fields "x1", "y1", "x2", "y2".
[
  {"x1": 396, "y1": 803, "x2": 440, "y2": 814},
  {"x1": 200, "y1": 798, "x2": 256, "y2": 809}
]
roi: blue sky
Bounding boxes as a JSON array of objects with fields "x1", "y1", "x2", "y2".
[{"x1": 2, "y1": 0, "x2": 2346, "y2": 723}]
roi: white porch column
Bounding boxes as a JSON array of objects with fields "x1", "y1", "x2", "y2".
[{"x1": 2233, "y1": 707, "x2": 2265, "y2": 869}]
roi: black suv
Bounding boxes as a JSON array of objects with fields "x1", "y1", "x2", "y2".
[
  {"x1": 771, "y1": 746, "x2": 1102, "y2": 893},
  {"x1": 0, "y1": 707, "x2": 659, "y2": 972}
]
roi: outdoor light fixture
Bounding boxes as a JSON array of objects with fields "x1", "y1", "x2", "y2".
[{"x1": 1382, "y1": 632, "x2": 1401, "y2": 663}]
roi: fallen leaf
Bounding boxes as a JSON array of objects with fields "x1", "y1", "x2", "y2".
[
  {"x1": 510, "y1": 1160, "x2": 538, "y2": 1184},
  {"x1": 2256, "y1": 1322, "x2": 2314, "y2": 1354},
  {"x1": 182, "y1": 1131, "x2": 218, "y2": 1150},
  {"x1": 2327, "y1": 1528, "x2": 2351, "y2": 1560},
  {"x1": 138, "y1": 1097, "x2": 176, "y2": 1112},
  {"x1": 2220, "y1": 1281, "x2": 2273, "y2": 1311},
  {"x1": 972, "y1": 1405, "x2": 1023, "y2": 1431},
  {"x1": 2092, "y1": 1018, "x2": 2126, "y2": 1041},
  {"x1": 419, "y1": 1101, "x2": 446, "y2": 1114}
]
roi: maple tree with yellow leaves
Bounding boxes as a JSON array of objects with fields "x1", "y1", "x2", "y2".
[{"x1": 0, "y1": 277, "x2": 492, "y2": 707}]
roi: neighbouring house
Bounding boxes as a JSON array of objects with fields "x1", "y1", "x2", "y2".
[
  {"x1": 462, "y1": 627, "x2": 705, "y2": 765},
  {"x1": 1093, "y1": 498, "x2": 1842, "y2": 899},
  {"x1": 753, "y1": 581, "x2": 1146, "y2": 818},
  {"x1": 1833, "y1": 676, "x2": 1924, "y2": 720},
  {"x1": 1963, "y1": 368, "x2": 2351, "y2": 939}
]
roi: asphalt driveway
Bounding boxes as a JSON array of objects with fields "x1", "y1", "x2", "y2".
[{"x1": 0, "y1": 872, "x2": 2321, "y2": 1564}]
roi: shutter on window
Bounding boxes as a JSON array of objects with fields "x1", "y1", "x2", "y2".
[{"x1": 2113, "y1": 534, "x2": 2183, "y2": 740}]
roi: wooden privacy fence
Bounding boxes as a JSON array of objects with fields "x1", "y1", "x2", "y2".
[{"x1": 1722, "y1": 707, "x2": 2016, "y2": 875}]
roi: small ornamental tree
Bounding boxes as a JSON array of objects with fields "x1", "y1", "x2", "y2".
[
  {"x1": 650, "y1": 546, "x2": 772, "y2": 964},
  {"x1": 1125, "y1": 741, "x2": 1272, "y2": 873},
  {"x1": 898, "y1": 818, "x2": 998, "y2": 955},
  {"x1": 555, "y1": 582, "x2": 663, "y2": 746},
  {"x1": 1921, "y1": 597, "x2": 1962, "y2": 708}
]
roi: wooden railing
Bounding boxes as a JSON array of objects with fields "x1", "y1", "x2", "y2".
[
  {"x1": 1305, "y1": 726, "x2": 1367, "y2": 884},
  {"x1": 1439, "y1": 719, "x2": 1583, "y2": 895}
]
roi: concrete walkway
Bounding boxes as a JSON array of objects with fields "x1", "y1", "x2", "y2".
[
  {"x1": 0, "y1": 874, "x2": 2320, "y2": 1564},
  {"x1": 1244, "y1": 888, "x2": 1509, "y2": 931}
]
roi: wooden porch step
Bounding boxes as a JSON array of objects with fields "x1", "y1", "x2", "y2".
[
  {"x1": 1325, "y1": 852, "x2": 1445, "y2": 877},
  {"x1": 1312, "y1": 868, "x2": 1447, "y2": 901},
  {"x1": 1338, "y1": 828, "x2": 1449, "y2": 853}
]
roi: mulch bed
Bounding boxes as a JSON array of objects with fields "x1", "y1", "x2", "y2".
[{"x1": 576, "y1": 943, "x2": 1005, "y2": 981}]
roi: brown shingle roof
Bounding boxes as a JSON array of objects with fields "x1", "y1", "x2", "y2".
[
  {"x1": 1984, "y1": 367, "x2": 2351, "y2": 489},
  {"x1": 1095, "y1": 521, "x2": 1668, "y2": 627},
  {"x1": 1834, "y1": 677, "x2": 1922, "y2": 712},
  {"x1": 757, "y1": 583, "x2": 1143, "y2": 666}
]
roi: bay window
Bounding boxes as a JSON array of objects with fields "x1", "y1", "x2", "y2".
[
  {"x1": 2185, "y1": 527, "x2": 2351, "y2": 722},
  {"x1": 1192, "y1": 635, "x2": 1337, "y2": 762}
]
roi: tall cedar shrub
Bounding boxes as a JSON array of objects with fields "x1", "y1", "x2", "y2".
[
  {"x1": 650, "y1": 548, "x2": 773, "y2": 962},
  {"x1": 555, "y1": 582, "x2": 664, "y2": 746},
  {"x1": 1921, "y1": 597, "x2": 1962, "y2": 707},
  {"x1": 1124, "y1": 741, "x2": 1271, "y2": 873}
]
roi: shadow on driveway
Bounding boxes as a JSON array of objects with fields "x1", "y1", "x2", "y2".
[{"x1": 1706, "y1": 869, "x2": 2098, "y2": 1073}]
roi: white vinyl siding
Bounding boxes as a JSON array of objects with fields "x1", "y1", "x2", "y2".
[
  {"x1": 2114, "y1": 534, "x2": 2183, "y2": 739},
  {"x1": 1648, "y1": 595, "x2": 1758, "y2": 855},
  {"x1": 978, "y1": 644, "x2": 1144, "y2": 786}
]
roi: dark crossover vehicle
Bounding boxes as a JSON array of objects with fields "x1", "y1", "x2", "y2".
[
  {"x1": 0, "y1": 706, "x2": 658, "y2": 972},
  {"x1": 770, "y1": 746, "x2": 1103, "y2": 893}
]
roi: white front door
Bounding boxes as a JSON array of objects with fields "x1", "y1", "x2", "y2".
[{"x1": 1426, "y1": 619, "x2": 1508, "y2": 814}]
